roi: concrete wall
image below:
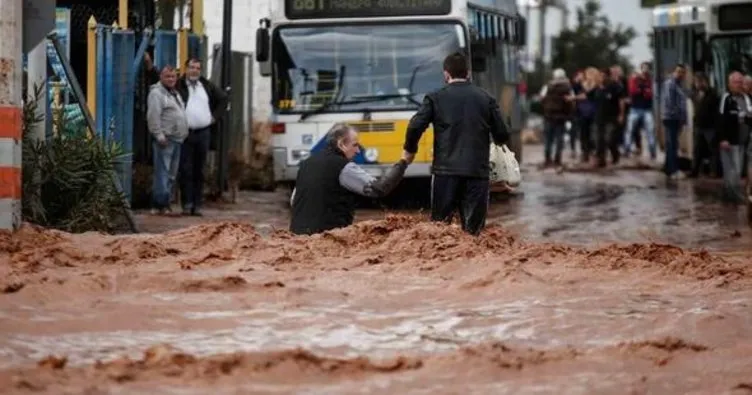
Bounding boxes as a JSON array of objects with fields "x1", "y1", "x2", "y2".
[{"x1": 203, "y1": 0, "x2": 271, "y2": 121}]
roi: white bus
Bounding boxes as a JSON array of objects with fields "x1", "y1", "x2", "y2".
[
  {"x1": 651, "y1": 0, "x2": 708, "y2": 162},
  {"x1": 705, "y1": 0, "x2": 752, "y2": 91},
  {"x1": 254, "y1": 0, "x2": 526, "y2": 191}
]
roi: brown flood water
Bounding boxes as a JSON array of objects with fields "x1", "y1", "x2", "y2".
[
  {"x1": 2, "y1": 146, "x2": 752, "y2": 394},
  {"x1": 1, "y1": 213, "x2": 752, "y2": 394}
]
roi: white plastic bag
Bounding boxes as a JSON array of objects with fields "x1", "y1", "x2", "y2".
[{"x1": 489, "y1": 144, "x2": 521, "y2": 187}]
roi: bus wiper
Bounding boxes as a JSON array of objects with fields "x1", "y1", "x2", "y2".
[
  {"x1": 348, "y1": 92, "x2": 422, "y2": 106},
  {"x1": 299, "y1": 65, "x2": 347, "y2": 121},
  {"x1": 350, "y1": 63, "x2": 426, "y2": 107}
]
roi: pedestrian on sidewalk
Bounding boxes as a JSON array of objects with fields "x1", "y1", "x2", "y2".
[
  {"x1": 594, "y1": 68, "x2": 625, "y2": 168},
  {"x1": 689, "y1": 73, "x2": 720, "y2": 178},
  {"x1": 660, "y1": 63, "x2": 688, "y2": 180},
  {"x1": 573, "y1": 67, "x2": 599, "y2": 164},
  {"x1": 624, "y1": 62, "x2": 656, "y2": 161},
  {"x1": 540, "y1": 68, "x2": 575, "y2": 170},
  {"x1": 147, "y1": 66, "x2": 189, "y2": 215},
  {"x1": 176, "y1": 58, "x2": 228, "y2": 216},
  {"x1": 402, "y1": 52, "x2": 509, "y2": 235},
  {"x1": 718, "y1": 71, "x2": 752, "y2": 202},
  {"x1": 740, "y1": 75, "x2": 752, "y2": 179},
  {"x1": 568, "y1": 70, "x2": 585, "y2": 159},
  {"x1": 610, "y1": 65, "x2": 630, "y2": 157}
]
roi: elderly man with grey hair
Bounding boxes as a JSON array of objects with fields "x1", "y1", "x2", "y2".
[
  {"x1": 740, "y1": 75, "x2": 752, "y2": 179},
  {"x1": 289, "y1": 123, "x2": 410, "y2": 235}
]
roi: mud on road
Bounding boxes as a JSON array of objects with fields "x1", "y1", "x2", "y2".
[{"x1": 1, "y1": 214, "x2": 752, "y2": 394}]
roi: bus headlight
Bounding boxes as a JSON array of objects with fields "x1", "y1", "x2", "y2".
[
  {"x1": 364, "y1": 148, "x2": 379, "y2": 162},
  {"x1": 291, "y1": 149, "x2": 310, "y2": 161}
]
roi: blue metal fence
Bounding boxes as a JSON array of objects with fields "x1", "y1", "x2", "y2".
[
  {"x1": 154, "y1": 30, "x2": 178, "y2": 69},
  {"x1": 187, "y1": 34, "x2": 204, "y2": 61},
  {"x1": 92, "y1": 24, "x2": 140, "y2": 201},
  {"x1": 88, "y1": 26, "x2": 193, "y2": 204},
  {"x1": 111, "y1": 29, "x2": 136, "y2": 200}
]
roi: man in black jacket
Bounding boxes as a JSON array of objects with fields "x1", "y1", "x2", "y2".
[
  {"x1": 175, "y1": 58, "x2": 228, "y2": 216},
  {"x1": 718, "y1": 71, "x2": 752, "y2": 202},
  {"x1": 689, "y1": 73, "x2": 720, "y2": 178},
  {"x1": 290, "y1": 123, "x2": 408, "y2": 235},
  {"x1": 402, "y1": 52, "x2": 510, "y2": 235},
  {"x1": 741, "y1": 75, "x2": 752, "y2": 178},
  {"x1": 594, "y1": 68, "x2": 626, "y2": 167}
]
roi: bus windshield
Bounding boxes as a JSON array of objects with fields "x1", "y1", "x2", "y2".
[
  {"x1": 272, "y1": 22, "x2": 467, "y2": 114},
  {"x1": 710, "y1": 35, "x2": 752, "y2": 91}
]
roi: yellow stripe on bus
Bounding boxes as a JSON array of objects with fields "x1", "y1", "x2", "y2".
[{"x1": 355, "y1": 119, "x2": 434, "y2": 163}]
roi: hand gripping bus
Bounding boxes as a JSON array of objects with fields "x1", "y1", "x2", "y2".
[{"x1": 254, "y1": 0, "x2": 527, "y2": 197}]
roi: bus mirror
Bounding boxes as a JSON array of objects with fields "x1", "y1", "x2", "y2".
[{"x1": 255, "y1": 19, "x2": 270, "y2": 62}]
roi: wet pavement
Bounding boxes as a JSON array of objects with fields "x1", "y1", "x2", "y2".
[
  {"x1": 1, "y1": 143, "x2": 751, "y2": 394},
  {"x1": 138, "y1": 144, "x2": 752, "y2": 251}
]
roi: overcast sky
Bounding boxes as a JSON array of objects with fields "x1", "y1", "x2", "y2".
[{"x1": 522, "y1": 0, "x2": 653, "y2": 66}]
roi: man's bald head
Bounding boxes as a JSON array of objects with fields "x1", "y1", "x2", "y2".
[{"x1": 729, "y1": 71, "x2": 744, "y2": 94}]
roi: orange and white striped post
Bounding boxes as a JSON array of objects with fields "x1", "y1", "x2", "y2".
[{"x1": 0, "y1": 0, "x2": 23, "y2": 231}]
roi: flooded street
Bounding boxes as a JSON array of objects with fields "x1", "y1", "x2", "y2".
[{"x1": 1, "y1": 145, "x2": 752, "y2": 394}]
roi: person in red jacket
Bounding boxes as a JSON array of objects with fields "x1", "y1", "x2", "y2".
[{"x1": 623, "y1": 62, "x2": 656, "y2": 161}]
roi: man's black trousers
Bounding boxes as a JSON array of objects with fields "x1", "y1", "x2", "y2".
[{"x1": 431, "y1": 175, "x2": 490, "y2": 236}]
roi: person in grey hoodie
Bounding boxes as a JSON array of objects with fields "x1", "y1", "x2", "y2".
[{"x1": 146, "y1": 65, "x2": 189, "y2": 214}]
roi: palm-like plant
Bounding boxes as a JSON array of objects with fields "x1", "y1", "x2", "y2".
[{"x1": 22, "y1": 85, "x2": 129, "y2": 233}]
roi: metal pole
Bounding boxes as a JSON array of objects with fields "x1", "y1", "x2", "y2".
[
  {"x1": 218, "y1": 0, "x2": 233, "y2": 196},
  {"x1": 191, "y1": 0, "x2": 204, "y2": 35},
  {"x1": 525, "y1": 1, "x2": 532, "y2": 69},
  {"x1": 87, "y1": 16, "x2": 98, "y2": 122},
  {"x1": 538, "y1": 1, "x2": 547, "y2": 63},
  {"x1": 0, "y1": 0, "x2": 23, "y2": 231}
]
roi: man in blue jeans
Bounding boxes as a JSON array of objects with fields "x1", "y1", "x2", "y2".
[
  {"x1": 660, "y1": 64, "x2": 688, "y2": 180},
  {"x1": 624, "y1": 62, "x2": 656, "y2": 161},
  {"x1": 146, "y1": 66, "x2": 189, "y2": 215}
]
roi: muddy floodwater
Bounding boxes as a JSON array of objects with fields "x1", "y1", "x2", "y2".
[{"x1": 2, "y1": 148, "x2": 752, "y2": 394}]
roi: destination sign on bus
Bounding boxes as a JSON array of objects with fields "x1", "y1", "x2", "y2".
[
  {"x1": 285, "y1": 0, "x2": 452, "y2": 20},
  {"x1": 717, "y1": 4, "x2": 752, "y2": 31}
]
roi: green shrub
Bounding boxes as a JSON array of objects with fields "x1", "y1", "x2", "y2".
[{"x1": 21, "y1": 85, "x2": 128, "y2": 233}]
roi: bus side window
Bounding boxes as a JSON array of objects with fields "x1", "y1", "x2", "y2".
[
  {"x1": 683, "y1": 28, "x2": 691, "y2": 64},
  {"x1": 669, "y1": 30, "x2": 675, "y2": 49}
]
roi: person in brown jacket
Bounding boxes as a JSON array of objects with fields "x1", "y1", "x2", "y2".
[{"x1": 541, "y1": 68, "x2": 575, "y2": 168}]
